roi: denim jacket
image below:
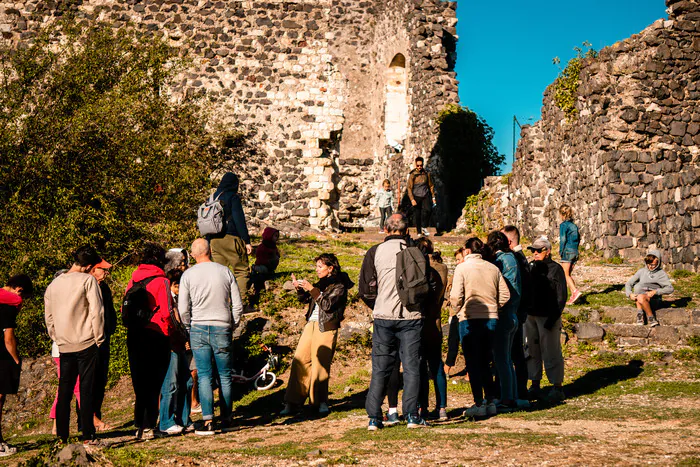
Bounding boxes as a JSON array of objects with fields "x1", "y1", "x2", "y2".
[
  {"x1": 494, "y1": 251, "x2": 521, "y2": 317},
  {"x1": 559, "y1": 220, "x2": 580, "y2": 257}
]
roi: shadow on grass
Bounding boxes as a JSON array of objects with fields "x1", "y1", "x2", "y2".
[
  {"x1": 660, "y1": 297, "x2": 692, "y2": 308},
  {"x1": 576, "y1": 284, "x2": 625, "y2": 305},
  {"x1": 562, "y1": 359, "x2": 644, "y2": 399}
]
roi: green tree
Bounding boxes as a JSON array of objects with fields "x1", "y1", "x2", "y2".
[
  {"x1": 0, "y1": 21, "x2": 230, "y2": 356},
  {"x1": 431, "y1": 104, "x2": 504, "y2": 229}
]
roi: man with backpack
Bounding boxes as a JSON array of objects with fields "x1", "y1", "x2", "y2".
[
  {"x1": 199, "y1": 173, "x2": 252, "y2": 309},
  {"x1": 359, "y1": 213, "x2": 429, "y2": 430},
  {"x1": 45, "y1": 246, "x2": 104, "y2": 445}
]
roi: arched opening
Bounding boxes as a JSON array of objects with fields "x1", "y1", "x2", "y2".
[{"x1": 384, "y1": 53, "x2": 409, "y2": 150}]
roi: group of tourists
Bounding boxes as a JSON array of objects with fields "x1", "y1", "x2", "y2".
[{"x1": 0, "y1": 163, "x2": 681, "y2": 455}]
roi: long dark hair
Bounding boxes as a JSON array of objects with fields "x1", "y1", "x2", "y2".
[
  {"x1": 464, "y1": 237, "x2": 484, "y2": 255},
  {"x1": 487, "y1": 231, "x2": 512, "y2": 253}
]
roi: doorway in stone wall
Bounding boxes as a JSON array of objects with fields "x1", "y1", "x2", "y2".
[{"x1": 385, "y1": 54, "x2": 409, "y2": 150}]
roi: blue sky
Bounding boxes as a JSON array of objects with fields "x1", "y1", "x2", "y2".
[{"x1": 455, "y1": 0, "x2": 668, "y2": 172}]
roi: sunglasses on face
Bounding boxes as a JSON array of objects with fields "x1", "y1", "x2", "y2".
[{"x1": 531, "y1": 248, "x2": 545, "y2": 253}]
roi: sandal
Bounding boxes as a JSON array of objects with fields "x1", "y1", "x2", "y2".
[{"x1": 0, "y1": 442, "x2": 17, "y2": 457}]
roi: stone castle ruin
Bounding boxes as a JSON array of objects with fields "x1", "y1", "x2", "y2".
[
  {"x1": 475, "y1": 0, "x2": 700, "y2": 271},
  {"x1": 0, "y1": 0, "x2": 459, "y2": 230}
]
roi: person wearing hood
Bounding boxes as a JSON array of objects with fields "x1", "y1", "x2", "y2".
[
  {"x1": 625, "y1": 250, "x2": 673, "y2": 327},
  {"x1": 253, "y1": 227, "x2": 281, "y2": 275},
  {"x1": 281, "y1": 253, "x2": 353, "y2": 416},
  {"x1": 122, "y1": 243, "x2": 175, "y2": 440},
  {"x1": 208, "y1": 172, "x2": 253, "y2": 307}
]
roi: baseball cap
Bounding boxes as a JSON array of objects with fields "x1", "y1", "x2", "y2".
[
  {"x1": 527, "y1": 236, "x2": 551, "y2": 251},
  {"x1": 93, "y1": 259, "x2": 112, "y2": 269}
]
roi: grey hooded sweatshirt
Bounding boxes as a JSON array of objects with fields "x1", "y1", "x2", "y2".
[{"x1": 625, "y1": 250, "x2": 674, "y2": 297}]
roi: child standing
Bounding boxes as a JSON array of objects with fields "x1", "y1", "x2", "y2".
[
  {"x1": 625, "y1": 250, "x2": 673, "y2": 327},
  {"x1": 558, "y1": 205, "x2": 581, "y2": 304},
  {"x1": 375, "y1": 179, "x2": 396, "y2": 233}
]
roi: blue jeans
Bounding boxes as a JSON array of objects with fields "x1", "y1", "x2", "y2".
[
  {"x1": 419, "y1": 347, "x2": 447, "y2": 410},
  {"x1": 366, "y1": 319, "x2": 423, "y2": 420},
  {"x1": 459, "y1": 318, "x2": 497, "y2": 405},
  {"x1": 190, "y1": 325, "x2": 233, "y2": 421},
  {"x1": 159, "y1": 350, "x2": 193, "y2": 431},
  {"x1": 493, "y1": 312, "x2": 518, "y2": 402}
]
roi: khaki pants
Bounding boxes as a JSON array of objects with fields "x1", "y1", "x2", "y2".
[
  {"x1": 210, "y1": 235, "x2": 249, "y2": 303},
  {"x1": 524, "y1": 315, "x2": 564, "y2": 385},
  {"x1": 285, "y1": 321, "x2": 338, "y2": 406}
]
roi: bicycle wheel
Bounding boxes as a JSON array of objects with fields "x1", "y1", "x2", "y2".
[{"x1": 255, "y1": 372, "x2": 276, "y2": 391}]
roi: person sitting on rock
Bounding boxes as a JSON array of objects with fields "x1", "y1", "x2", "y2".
[{"x1": 625, "y1": 250, "x2": 674, "y2": 328}]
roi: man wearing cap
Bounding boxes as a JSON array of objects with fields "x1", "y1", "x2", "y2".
[
  {"x1": 45, "y1": 246, "x2": 105, "y2": 444},
  {"x1": 524, "y1": 237, "x2": 567, "y2": 402},
  {"x1": 90, "y1": 258, "x2": 115, "y2": 431}
]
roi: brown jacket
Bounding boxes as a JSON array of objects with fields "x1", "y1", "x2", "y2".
[
  {"x1": 407, "y1": 169, "x2": 435, "y2": 202},
  {"x1": 450, "y1": 254, "x2": 510, "y2": 321}
]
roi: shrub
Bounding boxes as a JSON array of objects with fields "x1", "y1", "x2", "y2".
[
  {"x1": 552, "y1": 42, "x2": 598, "y2": 121},
  {"x1": 0, "y1": 21, "x2": 241, "y2": 357}
]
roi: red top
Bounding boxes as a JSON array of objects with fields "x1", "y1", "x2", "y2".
[
  {"x1": 125, "y1": 264, "x2": 173, "y2": 336},
  {"x1": 0, "y1": 289, "x2": 22, "y2": 307}
]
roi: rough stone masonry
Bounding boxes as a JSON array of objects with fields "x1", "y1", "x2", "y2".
[
  {"x1": 0, "y1": 0, "x2": 459, "y2": 231},
  {"x1": 474, "y1": 0, "x2": 700, "y2": 271}
]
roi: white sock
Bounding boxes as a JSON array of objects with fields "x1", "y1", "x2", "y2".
[{"x1": 388, "y1": 408, "x2": 398, "y2": 415}]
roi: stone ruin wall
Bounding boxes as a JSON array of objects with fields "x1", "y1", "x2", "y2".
[
  {"x1": 0, "y1": 0, "x2": 459, "y2": 231},
  {"x1": 477, "y1": 0, "x2": 700, "y2": 271}
]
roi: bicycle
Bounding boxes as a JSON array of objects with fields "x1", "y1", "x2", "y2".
[{"x1": 231, "y1": 344, "x2": 279, "y2": 391}]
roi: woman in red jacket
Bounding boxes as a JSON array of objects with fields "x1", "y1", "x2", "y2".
[{"x1": 123, "y1": 243, "x2": 174, "y2": 440}]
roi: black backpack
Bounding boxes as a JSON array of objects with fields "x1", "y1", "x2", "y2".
[
  {"x1": 121, "y1": 276, "x2": 160, "y2": 328},
  {"x1": 395, "y1": 244, "x2": 430, "y2": 313}
]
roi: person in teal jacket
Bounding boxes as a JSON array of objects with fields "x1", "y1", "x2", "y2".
[{"x1": 558, "y1": 205, "x2": 581, "y2": 304}]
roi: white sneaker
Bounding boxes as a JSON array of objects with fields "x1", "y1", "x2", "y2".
[
  {"x1": 162, "y1": 425, "x2": 184, "y2": 435},
  {"x1": 485, "y1": 402, "x2": 497, "y2": 416},
  {"x1": 463, "y1": 404, "x2": 487, "y2": 418},
  {"x1": 318, "y1": 403, "x2": 330, "y2": 414},
  {"x1": 421, "y1": 228, "x2": 430, "y2": 236},
  {"x1": 141, "y1": 428, "x2": 155, "y2": 440}
]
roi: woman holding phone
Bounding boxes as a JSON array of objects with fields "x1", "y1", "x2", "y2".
[{"x1": 280, "y1": 254, "x2": 354, "y2": 416}]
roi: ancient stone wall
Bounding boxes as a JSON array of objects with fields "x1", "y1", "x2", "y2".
[
  {"x1": 477, "y1": 0, "x2": 700, "y2": 271},
  {"x1": 0, "y1": 0, "x2": 459, "y2": 231}
]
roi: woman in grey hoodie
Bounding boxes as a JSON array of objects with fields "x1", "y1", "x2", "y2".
[{"x1": 625, "y1": 250, "x2": 674, "y2": 327}]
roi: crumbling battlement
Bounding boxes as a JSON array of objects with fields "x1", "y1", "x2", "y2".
[
  {"x1": 0, "y1": 0, "x2": 460, "y2": 230},
  {"x1": 477, "y1": 0, "x2": 700, "y2": 271}
]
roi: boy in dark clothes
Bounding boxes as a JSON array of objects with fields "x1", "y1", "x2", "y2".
[{"x1": 0, "y1": 274, "x2": 34, "y2": 457}]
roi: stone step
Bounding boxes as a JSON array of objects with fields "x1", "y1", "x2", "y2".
[{"x1": 574, "y1": 320, "x2": 700, "y2": 346}]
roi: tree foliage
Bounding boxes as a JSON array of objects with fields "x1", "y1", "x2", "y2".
[
  {"x1": 432, "y1": 104, "x2": 504, "y2": 230},
  {"x1": 0, "y1": 22, "x2": 228, "y2": 356}
]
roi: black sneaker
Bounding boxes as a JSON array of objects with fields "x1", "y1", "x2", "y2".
[
  {"x1": 367, "y1": 418, "x2": 384, "y2": 431},
  {"x1": 194, "y1": 421, "x2": 215, "y2": 436},
  {"x1": 406, "y1": 414, "x2": 429, "y2": 429}
]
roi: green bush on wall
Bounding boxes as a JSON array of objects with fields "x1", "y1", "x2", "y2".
[{"x1": 552, "y1": 42, "x2": 598, "y2": 121}]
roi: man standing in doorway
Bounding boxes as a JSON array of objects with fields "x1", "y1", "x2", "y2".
[{"x1": 407, "y1": 157, "x2": 436, "y2": 237}]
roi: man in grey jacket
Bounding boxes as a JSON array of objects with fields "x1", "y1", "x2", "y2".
[
  {"x1": 625, "y1": 250, "x2": 673, "y2": 327},
  {"x1": 359, "y1": 213, "x2": 427, "y2": 430},
  {"x1": 179, "y1": 238, "x2": 242, "y2": 434}
]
